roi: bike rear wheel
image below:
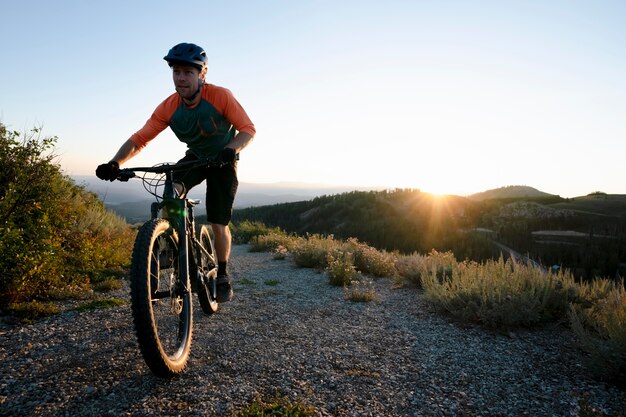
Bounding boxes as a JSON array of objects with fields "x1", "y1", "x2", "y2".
[
  {"x1": 197, "y1": 225, "x2": 218, "y2": 315},
  {"x1": 130, "y1": 219, "x2": 192, "y2": 377}
]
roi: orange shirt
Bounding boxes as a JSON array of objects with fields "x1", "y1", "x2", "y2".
[{"x1": 129, "y1": 83, "x2": 255, "y2": 158}]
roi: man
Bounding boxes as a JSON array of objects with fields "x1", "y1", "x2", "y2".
[{"x1": 96, "y1": 42, "x2": 255, "y2": 303}]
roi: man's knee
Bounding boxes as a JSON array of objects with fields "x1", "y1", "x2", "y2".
[{"x1": 211, "y1": 223, "x2": 230, "y2": 237}]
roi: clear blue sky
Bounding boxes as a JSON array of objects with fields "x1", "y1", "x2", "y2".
[{"x1": 1, "y1": 0, "x2": 625, "y2": 197}]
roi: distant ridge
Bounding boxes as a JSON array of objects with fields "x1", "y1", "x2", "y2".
[
  {"x1": 469, "y1": 185, "x2": 556, "y2": 201},
  {"x1": 70, "y1": 175, "x2": 386, "y2": 221},
  {"x1": 71, "y1": 175, "x2": 385, "y2": 206}
]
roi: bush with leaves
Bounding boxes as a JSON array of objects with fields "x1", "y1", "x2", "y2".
[{"x1": 0, "y1": 124, "x2": 134, "y2": 308}]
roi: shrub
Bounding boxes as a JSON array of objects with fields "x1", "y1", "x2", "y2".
[
  {"x1": 273, "y1": 245, "x2": 288, "y2": 260},
  {"x1": 291, "y1": 234, "x2": 340, "y2": 269},
  {"x1": 249, "y1": 231, "x2": 300, "y2": 253},
  {"x1": 343, "y1": 238, "x2": 397, "y2": 277},
  {"x1": 0, "y1": 124, "x2": 134, "y2": 308},
  {"x1": 396, "y1": 249, "x2": 457, "y2": 286},
  {"x1": 233, "y1": 220, "x2": 283, "y2": 244},
  {"x1": 422, "y1": 256, "x2": 577, "y2": 329},
  {"x1": 326, "y1": 249, "x2": 358, "y2": 286},
  {"x1": 570, "y1": 280, "x2": 626, "y2": 384},
  {"x1": 395, "y1": 253, "x2": 428, "y2": 284},
  {"x1": 344, "y1": 278, "x2": 378, "y2": 302}
]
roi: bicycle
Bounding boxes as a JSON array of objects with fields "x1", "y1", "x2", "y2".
[{"x1": 116, "y1": 158, "x2": 224, "y2": 377}]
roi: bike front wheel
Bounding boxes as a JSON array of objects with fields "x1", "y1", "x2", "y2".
[{"x1": 130, "y1": 218, "x2": 192, "y2": 377}]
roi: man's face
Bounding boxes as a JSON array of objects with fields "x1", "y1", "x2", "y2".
[{"x1": 172, "y1": 64, "x2": 203, "y2": 100}]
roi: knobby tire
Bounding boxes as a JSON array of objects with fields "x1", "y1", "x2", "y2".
[{"x1": 130, "y1": 219, "x2": 192, "y2": 378}]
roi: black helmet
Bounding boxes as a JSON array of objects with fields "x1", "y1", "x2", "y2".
[{"x1": 163, "y1": 43, "x2": 208, "y2": 70}]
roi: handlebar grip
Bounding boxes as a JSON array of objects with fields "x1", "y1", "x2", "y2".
[{"x1": 117, "y1": 170, "x2": 136, "y2": 182}]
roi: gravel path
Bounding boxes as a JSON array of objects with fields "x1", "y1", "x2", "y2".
[{"x1": 1, "y1": 245, "x2": 625, "y2": 416}]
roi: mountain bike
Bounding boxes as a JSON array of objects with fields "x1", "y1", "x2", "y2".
[{"x1": 116, "y1": 158, "x2": 223, "y2": 377}]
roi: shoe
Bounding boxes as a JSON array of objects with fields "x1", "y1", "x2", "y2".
[{"x1": 216, "y1": 275, "x2": 233, "y2": 303}]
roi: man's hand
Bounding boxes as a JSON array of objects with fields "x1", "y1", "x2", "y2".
[
  {"x1": 95, "y1": 161, "x2": 119, "y2": 181},
  {"x1": 217, "y1": 148, "x2": 237, "y2": 164}
]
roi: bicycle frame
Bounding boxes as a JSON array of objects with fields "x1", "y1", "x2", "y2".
[{"x1": 120, "y1": 160, "x2": 219, "y2": 295}]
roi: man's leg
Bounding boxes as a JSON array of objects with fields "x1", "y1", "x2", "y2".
[
  {"x1": 213, "y1": 223, "x2": 234, "y2": 302},
  {"x1": 206, "y1": 163, "x2": 238, "y2": 303},
  {"x1": 211, "y1": 223, "x2": 231, "y2": 268}
]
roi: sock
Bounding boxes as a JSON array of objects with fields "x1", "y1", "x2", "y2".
[{"x1": 218, "y1": 261, "x2": 228, "y2": 276}]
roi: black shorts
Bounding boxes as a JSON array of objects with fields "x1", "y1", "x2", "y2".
[{"x1": 173, "y1": 154, "x2": 238, "y2": 225}]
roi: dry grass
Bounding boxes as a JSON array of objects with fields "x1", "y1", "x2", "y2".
[
  {"x1": 570, "y1": 280, "x2": 626, "y2": 385},
  {"x1": 420, "y1": 256, "x2": 576, "y2": 328}
]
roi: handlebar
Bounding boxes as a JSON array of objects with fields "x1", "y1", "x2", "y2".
[{"x1": 115, "y1": 157, "x2": 227, "y2": 182}]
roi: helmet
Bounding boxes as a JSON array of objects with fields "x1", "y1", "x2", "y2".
[{"x1": 163, "y1": 43, "x2": 208, "y2": 70}]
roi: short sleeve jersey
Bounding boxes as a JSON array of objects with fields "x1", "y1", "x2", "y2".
[{"x1": 129, "y1": 83, "x2": 255, "y2": 158}]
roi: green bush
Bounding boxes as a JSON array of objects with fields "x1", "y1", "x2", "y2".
[{"x1": 0, "y1": 124, "x2": 134, "y2": 309}]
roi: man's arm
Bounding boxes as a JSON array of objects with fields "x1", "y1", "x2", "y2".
[
  {"x1": 111, "y1": 139, "x2": 142, "y2": 166},
  {"x1": 225, "y1": 132, "x2": 254, "y2": 154}
]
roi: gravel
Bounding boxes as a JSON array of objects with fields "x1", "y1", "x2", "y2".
[{"x1": 1, "y1": 245, "x2": 625, "y2": 416}]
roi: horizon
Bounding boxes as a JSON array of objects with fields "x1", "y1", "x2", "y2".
[
  {"x1": 2, "y1": 1, "x2": 625, "y2": 198},
  {"x1": 73, "y1": 173, "x2": 612, "y2": 199}
]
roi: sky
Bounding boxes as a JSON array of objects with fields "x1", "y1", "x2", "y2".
[{"x1": 1, "y1": 0, "x2": 625, "y2": 198}]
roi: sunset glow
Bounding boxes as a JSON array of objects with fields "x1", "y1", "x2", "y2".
[{"x1": 1, "y1": 1, "x2": 625, "y2": 198}]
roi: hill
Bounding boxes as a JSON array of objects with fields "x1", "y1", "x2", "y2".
[
  {"x1": 233, "y1": 188, "x2": 626, "y2": 279},
  {"x1": 550, "y1": 193, "x2": 626, "y2": 218},
  {"x1": 233, "y1": 189, "x2": 490, "y2": 258},
  {"x1": 469, "y1": 185, "x2": 557, "y2": 201}
]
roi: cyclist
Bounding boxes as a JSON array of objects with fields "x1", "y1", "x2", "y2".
[{"x1": 96, "y1": 42, "x2": 256, "y2": 303}]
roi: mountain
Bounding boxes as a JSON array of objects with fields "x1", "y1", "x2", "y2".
[{"x1": 468, "y1": 185, "x2": 556, "y2": 201}]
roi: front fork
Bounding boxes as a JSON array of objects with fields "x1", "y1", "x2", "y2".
[{"x1": 152, "y1": 199, "x2": 192, "y2": 295}]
